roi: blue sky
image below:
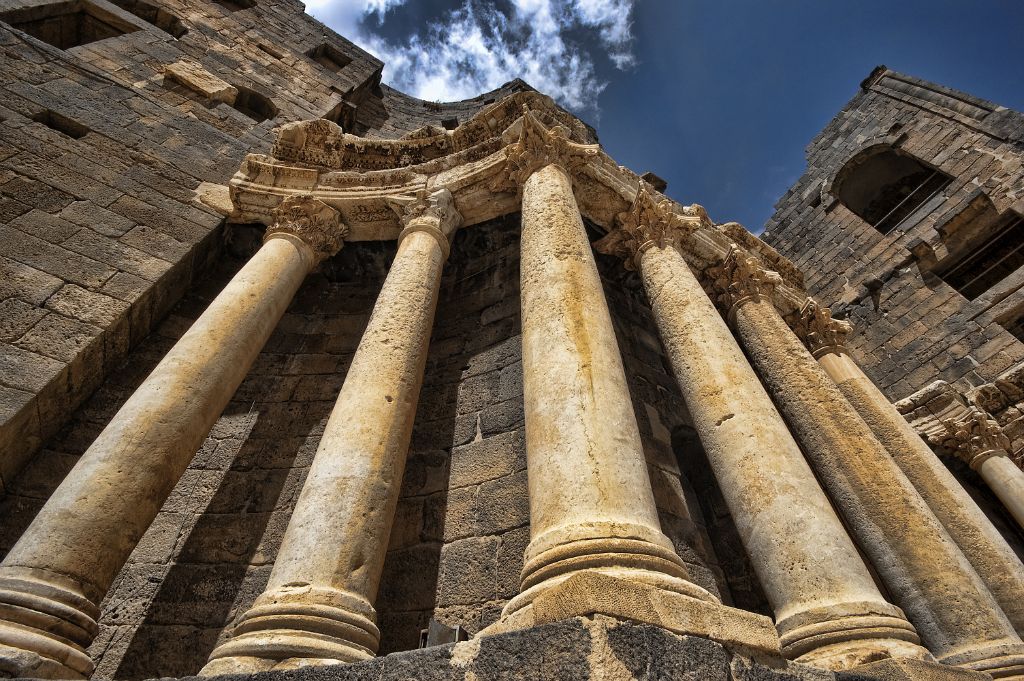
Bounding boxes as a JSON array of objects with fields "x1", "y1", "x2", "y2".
[{"x1": 307, "y1": 0, "x2": 1024, "y2": 234}]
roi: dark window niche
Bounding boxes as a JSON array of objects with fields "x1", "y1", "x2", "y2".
[
  {"x1": 833, "y1": 145, "x2": 952, "y2": 235},
  {"x1": 231, "y1": 86, "x2": 277, "y2": 123},
  {"x1": 936, "y1": 213, "x2": 1024, "y2": 301},
  {"x1": 307, "y1": 43, "x2": 352, "y2": 73},
  {"x1": 1003, "y1": 313, "x2": 1024, "y2": 344},
  {"x1": 323, "y1": 100, "x2": 355, "y2": 130},
  {"x1": 107, "y1": 0, "x2": 186, "y2": 38},
  {"x1": 441, "y1": 117, "x2": 458, "y2": 131},
  {"x1": 212, "y1": 0, "x2": 255, "y2": 11},
  {"x1": 32, "y1": 109, "x2": 89, "y2": 139},
  {"x1": 0, "y1": 0, "x2": 139, "y2": 49}
]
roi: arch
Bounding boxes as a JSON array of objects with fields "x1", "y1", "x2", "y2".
[
  {"x1": 230, "y1": 85, "x2": 278, "y2": 123},
  {"x1": 832, "y1": 144, "x2": 951, "y2": 234}
]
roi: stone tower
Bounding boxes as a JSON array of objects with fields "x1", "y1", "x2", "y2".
[{"x1": 0, "y1": 3, "x2": 1023, "y2": 680}]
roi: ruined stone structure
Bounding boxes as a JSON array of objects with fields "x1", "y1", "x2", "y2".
[
  {"x1": 1, "y1": 1, "x2": 1023, "y2": 679},
  {"x1": 762, "y1": 66, "x2": 1024, "y2": 555}
]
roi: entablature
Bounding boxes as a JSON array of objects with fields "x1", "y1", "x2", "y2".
[{"x1": 225, "y1": 90, "x2": 811, "y2": 317}]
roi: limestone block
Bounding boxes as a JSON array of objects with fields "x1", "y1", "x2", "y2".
[
  {"x1": 164, "y1": 61, "x2": 238, "y2": 105},
  {"x1": 838, "y1": 658, "x2": 990, "y2": 680}
]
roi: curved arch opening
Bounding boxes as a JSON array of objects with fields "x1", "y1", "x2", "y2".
[{"x1": 833, "y1": 145, "x2": 951, "y2": 234}]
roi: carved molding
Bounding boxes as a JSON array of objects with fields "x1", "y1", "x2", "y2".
[
  {"x1": 941, "y1": 406, "x2": 1012, "y2": 469},
  {"x1": 265, "y1": 194, "x2": 348, "y2": 262},
  {"x1": 386, "y1": 188, "x2": 463, "y2": 255},
  {"x1": 593, "y1": 183, "x2": 709, "y2": 269},
  {"x1": 704, "y1": 245, "x2": 783, "y2": 319},
  {"x1": 493, "y1": 106, "x2": 600, "y2": 192},
  {"x1": 789, "y1": 297, "x2": 852, "y2": 358}
]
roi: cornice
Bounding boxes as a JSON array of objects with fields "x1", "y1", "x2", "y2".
[{"x1": 225, "y1": 92, "x2": 810, "y2": 309}]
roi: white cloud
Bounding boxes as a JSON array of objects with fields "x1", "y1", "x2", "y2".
[{"x1": 305, "y1": 0, "x2": 637, "y2": 115}]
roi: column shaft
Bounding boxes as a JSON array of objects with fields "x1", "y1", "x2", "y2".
[
  {"x1": 638, "y1": 244, "x2": 925, "y2": 669},
  {"x1": 818, "y1": 350, "x2": 1024, "y2": 632},
  {"x1": 0, "y1": 233, "x2": 319, "y2": 679},
  {"x1": 202, "y1": 198, "x2": 457, "y2": 674},
  {"x1": 978, "y1": 455, "x2": 1024, "y2": 529},
  {"x1": 509, "y1": 163, "x2": 709, "y2": 612},
  {"x1": 732, "y1": 295, "x2": 1024, "y2": 677}
]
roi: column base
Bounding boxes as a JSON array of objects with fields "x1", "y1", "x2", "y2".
[
  {"x1": 847, "y1": 658, "x2": 991, "y2": 680},
  {"x1": 199, "y1": 585, "x2": 379, "y2": 676},
  {"x1": 478, "y1": 570, "x2": 780, "y2": 655},
  {"x1": 0, "y1": 568, "x2": 97, "y2": 679},
  {"x1": 939, "y1": 641, "x2": 1024, "y2": 679},
  {"x1": 778, "y1": 600, "x2": 930, "y2": 670}
]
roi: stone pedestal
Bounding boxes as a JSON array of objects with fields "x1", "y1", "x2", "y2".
[
  {"x1": 797, "y1": 306, "x2": 1024, "y2": 634},
  {"x1": 200, "y1": 190, "x2": 461, "y2": 675},
  {"x1": 593, "y1": 191, "x2": 926, "y2": 670},
  {"x1": 0, "y1": 196, "x2": 344, "y2": 680},
  {"x1": 713, "y1": 248, "x2": 1024, "y2": 678}
]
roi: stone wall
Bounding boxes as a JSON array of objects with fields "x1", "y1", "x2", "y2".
[
  {"x1": 762, "y1": 67, "x2": 1024, "y2": 402},
  {"x1": 0, "y1": 213, "x2": 757, "y2": 677},
  {"x1": 0, "y1": 0, "x2": 522, "y2": 497}
]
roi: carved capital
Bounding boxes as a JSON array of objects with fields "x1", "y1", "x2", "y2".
[
  {"x1": 593, "y1": 184, "x2": 707, "y2": 269},
  {"x1": 942, "y1": 406, "x2": 1012, "y2": 469},
  {"x1": 386, "y1": 188, "x2": 463, "y2": 256},
  {"x1": 704, "y1": 245, "x2": 783, "y2": 319},
  {"x1": 789, "y1": 297, "x2": 852, "y2": 358},
  {"x1": 265, "y1": 194, "x2": 347, "y2": 264},
  {"x1": 492, "y1": 106, "x2": 599, "y2": 192},
  {"x1": 387, "y1": 188, "x2": 462, "y2": 236}
]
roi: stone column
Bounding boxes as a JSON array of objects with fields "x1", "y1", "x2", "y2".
[
  {"x1": 942, "y1": 406, "x2": 1024, "y2": 530},
  {"x1": 794, "y1": 299, "x2": 1024, "y2": 633},
  {"x1": 0, "y1": 196, "x2": 345, "y2": 680},
  {"x1": 200, "y1": 189, "x2": 461, "y2": 675},
  {"x1": 592, "y1": 189, "x2": 927, "y2": 670},
  {"x1": 484, "y1": 109, "x2": 778, "y2": 654},
  {"x1": 711, "y1": 247, "x2": 1024, "y2": 678}
]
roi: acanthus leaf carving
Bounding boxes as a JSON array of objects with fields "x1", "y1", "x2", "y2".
[
  {"x1": 593, "y1": 182, "x2": 710, "y2": 269},
  {"x1": 386, "y1": 187, "x2": 463, "y2": 243},
  {"x1": 941, "y1": 406, "x2": 1012, "y2": 469},
  {"x1": 703, "y1": 245, "x2": 783, "y2": 317},
  {"x1": 265, "y1": 194, "x2": 348, "y2": 263},
  {"x1": 789, "y1": 297, "x2": 852, "y2": 357},
  {"x1": 491, "y1": 105, "x2": 600, "y2": 193}
]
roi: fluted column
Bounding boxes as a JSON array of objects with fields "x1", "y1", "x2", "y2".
[
  {"x1": 593, "y1": 190, "x2": 928, "y2": 670},
  {"x1": 0, "y1": 196, "x2": 345, "y2": 680},
  {"x1": 201, "y1": 189, "x2": 461, "y2": 675},
  {"x1": 942, "y1": 406, "x2": 1024, "y2": 530},
  {"x1": 794, "y1": 299, "x2": 1024, "y2": 633},
  {"x1": 711, "y1": 247, "x2": 1024, "y2": 678},
  {"x1": 483, "y1": 109, "x2": 778, "y2": 653}
]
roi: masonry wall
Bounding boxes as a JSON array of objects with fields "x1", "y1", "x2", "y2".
[
  {"x1": 0, "y1": 213, "x2": 760, "y2": 677},
  {"x1": 762, "y1": 67, "x2": 1024, "y2": 402},
  {"x1": 0, "y1": 0, "x2": 529, "y2": 497}
]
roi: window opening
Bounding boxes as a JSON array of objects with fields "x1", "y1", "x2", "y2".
[
  {"x1": 0, "y1": 0, "x2": 139, "y2": 49},
  {"x1": 106, "y1": 0, "x2": 186, "y2": 37},
  {"x1": 230, "y1": 86, "x2": 277, "y2": 123},
  {"x1": 936, "y1": 213, "x2": 1024, "y2": 300},
  {"x1": 306, "y1": 44, "x2": 351, "y2": 73},
  {"x1": 833, "y1": 146, "x2": 952, "y2": 235},
  {"x1": 32, "y1": 110, "x2": 89, "y2": 139}
]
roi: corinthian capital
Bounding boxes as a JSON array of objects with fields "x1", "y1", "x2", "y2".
[
  {"x1": 942, "y1": 406, "x2": 1012, "y2": 469},
  {"x1": 493, "y1": 106, "x2": 599, "y2": 192},
  {"x1": 704, "y1": 245, "x2": 783, "y2": 318},
  {"x1": 593, "y1": 184, "x2": 708, "y2": 269},
  {"x1": 789, "y1": 297, "x2": 852, "y2": 358},
  {"x1": 386, "y1": 188, "x2": 463, "y2": 256},
  {"x1": 265, "y1": 194, "x2": 347, "y2": 264}
]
